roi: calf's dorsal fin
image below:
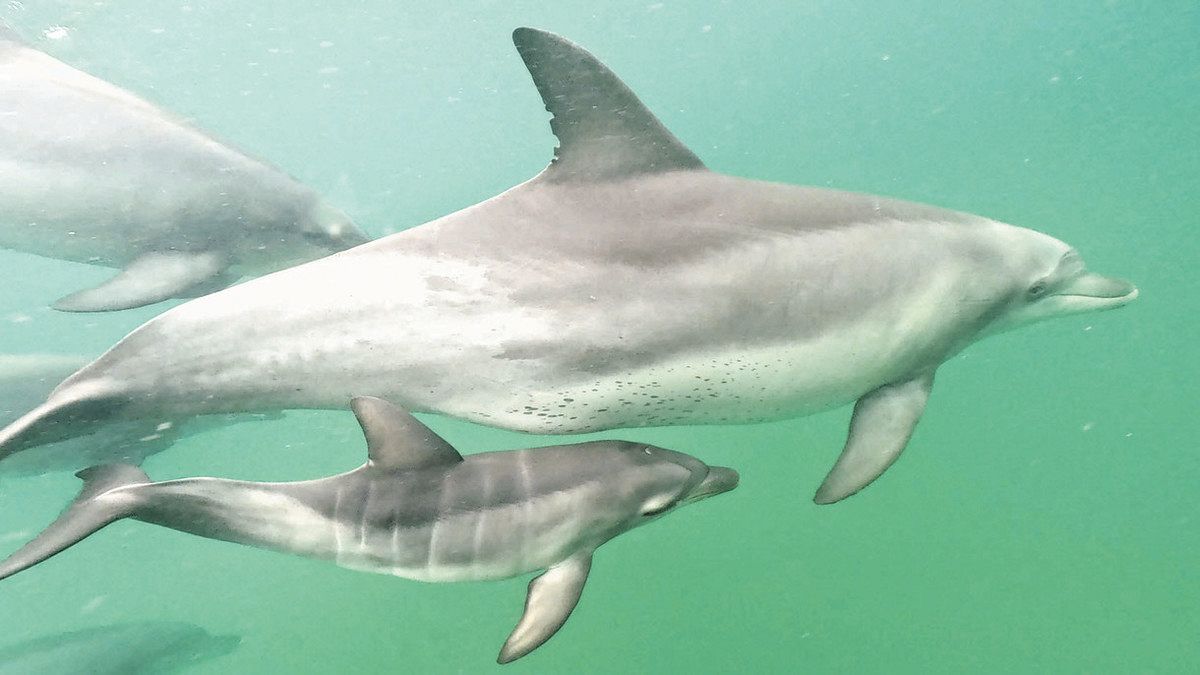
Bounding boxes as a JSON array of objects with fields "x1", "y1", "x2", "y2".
[
  {"x1": 350, "y1": 396, "x2": 463, "y2": 471},
  {"x1": 512, "y1": 27, "x2": 705, "y2": 183}
]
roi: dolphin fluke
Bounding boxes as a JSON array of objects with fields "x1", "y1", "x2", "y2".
[{"x1": 0, "y1": 464, "x2": 146, "y2": 581}]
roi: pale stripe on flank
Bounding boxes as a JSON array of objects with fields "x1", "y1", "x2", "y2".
[
  {"x1": 358, "y1": 481, "x2": 373, "y2": 550},
  {"x1": 517, "y1": 451, "x2": 534, "y2": 570},
  {"x1": 470, "y1": 468, "x2": 493, "y2": 575},
  {"x1": 332, "y1": 486, "x2": 346, "y2": 565}
]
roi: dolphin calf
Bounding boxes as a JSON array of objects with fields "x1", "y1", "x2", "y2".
[
  {"x1": 0, "y1": 24, "x2": 367, "y2": 311},
  {"x1": 0, "y1": 28, "x2": 1135, "y2": 502},
  {"x1": 0, "y1": 622, "x2": 239, "y2": 674},
  {"x1": 0, "y1": 397, "x2": 738, "y2": 663}
]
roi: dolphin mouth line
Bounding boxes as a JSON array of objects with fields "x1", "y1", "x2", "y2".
[
  {"x1": 1060, "y1": 287, "x2": 1139, "y2": 301},
  {"x1": 1055, "y1": 273, "x2": 1137, "y2": 302},
  {"x1": 683, "y1": 466, "x2": 740, "y2": 503}
]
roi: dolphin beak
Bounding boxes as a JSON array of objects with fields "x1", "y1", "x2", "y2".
[
  {"x1": 683, "y1": 466, "x2": 740, "y2": 503},
  {"x1": 1056, "y1": 272, "x2": 1139, "y2": 309}
]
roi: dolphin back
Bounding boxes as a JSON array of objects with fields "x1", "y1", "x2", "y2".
[{"x1": 0, "y1": 464, "x2": 147, "y2": 581}]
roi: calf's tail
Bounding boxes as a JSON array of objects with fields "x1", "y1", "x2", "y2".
[{"x1": 0, "y1": 464, "x2": 148, "y2": 580}]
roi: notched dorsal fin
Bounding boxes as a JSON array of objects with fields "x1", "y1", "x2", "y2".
[
  {"x1": 512, "y1": 27, "x2": 705, "y2": 183},
  {"x1": 350, "y1": 397, "x2": 462, "y2": 472}
]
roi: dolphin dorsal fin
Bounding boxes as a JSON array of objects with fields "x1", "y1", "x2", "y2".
[
  {"x1": 512, "y1": 27, "x2": 705, "y2": 183},
  {"x1": 350, "y1": 397, "x2": 463, "y2": 472}
]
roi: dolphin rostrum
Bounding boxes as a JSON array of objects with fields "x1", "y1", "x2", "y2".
[
  {"x1": 0, "y1": 28, "x2": 1135, "y2": 502},
  {"x1": 0, "y1": 24, "x2": 367, "y2": 311},
  {"x1": 0, "y1": 397, "x2": 739, "y2": 663}
]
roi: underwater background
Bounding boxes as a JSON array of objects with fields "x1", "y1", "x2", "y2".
[{"x1": 0, "y1": 1, "x2": 1195, "y2": 672}]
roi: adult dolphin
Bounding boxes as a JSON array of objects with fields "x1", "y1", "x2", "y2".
[
  {"x1": 0, "y1": 28, "x2": 1136, "y2": 503},
  {"x1": 0, "y1": 24, "x2": 367, "y2": 311}
]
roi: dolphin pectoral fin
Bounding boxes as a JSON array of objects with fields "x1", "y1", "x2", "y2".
[
  {"x1": 174, "y1": 269, "x2": 239, "y2": 298},
  {"x1": 52, "y1": 251, "x2": 226, "y2": 312},
  {"x1": 512, "y1": 28, "x2": 705, "y2": 183},
  {"x1": 498, "y1": 553, "x2": 593, "y2": 664},
  {"x1": 814, "y1": 373, "x2": 934, "y2": 505}
]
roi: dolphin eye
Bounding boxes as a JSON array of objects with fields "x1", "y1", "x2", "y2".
[{"x1": 1028, "y1": 281, "x2": 1048, "y2": 298}]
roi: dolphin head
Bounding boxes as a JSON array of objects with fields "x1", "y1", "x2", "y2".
[
  {"x1": 293, "y1": 199, "x2": 371, "y2": 256},
  {"x1": 237, "y1": 195, "x2": 370, "y2": 274},
  {"x1": 604, "y1": 442, "x2": 739, "y2": 524},
  {"x1": 982, "y1": 226, "x2": 1138, "y2": 335}
]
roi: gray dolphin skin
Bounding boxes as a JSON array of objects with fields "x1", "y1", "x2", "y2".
[
  {"x1": 0, "y1": 28, "x2": 1135, "y2": 503},
  {"x1": 0, "y1": 353, "x2": 276, "y2": 476},
  {"x1": 0, "y1": 24, "x2": 367, "y2": 312},
  {"x1": 0, "y1": 353, "x2": 181, "y2": 474},
  {"x1": 0, "y1": 397, "x2": 739, "y2": 663},
  {"x1": 0, "y1": 622, "x2": 239, "y2": 675}
]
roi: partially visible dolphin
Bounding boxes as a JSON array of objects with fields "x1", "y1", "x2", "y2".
[
  {"x1": 0, "y1": 24, "x2": 367, "y2": 311},
  {"x1": 0, "y1": 28, "x2": 1136, "y2": 503},
  {"x1": 0, "y1": 397, "x2": 739, "y2": 664},
  {"x1": 0, "y1": 353, "x2": 275, "y2": 476},
  {"x1": 0, "y1": 622, "x2": 239, "y2": 674},
  {"x1": 0, "y1": 353, "x2": 179, "y2": 474}
]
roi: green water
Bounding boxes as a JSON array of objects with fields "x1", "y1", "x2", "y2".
[{"x1": 0, "y1": 1, "x2": 1196, "y2": 672}]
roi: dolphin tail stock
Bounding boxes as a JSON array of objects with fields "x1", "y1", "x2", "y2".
[
  {"x1": 0, "y1": 383, "x2": 128, "y2": 462},
  {"x1": 0, "y1": 464, "x2": 148, "y2": 581}
]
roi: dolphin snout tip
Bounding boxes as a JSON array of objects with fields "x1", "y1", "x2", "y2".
[
  {"x1": 1104, "y1": 276, "x2": 1138, "y2": 301},
  {"x1": 698, "y1": 466, "x2": 739, "y2": 497}
]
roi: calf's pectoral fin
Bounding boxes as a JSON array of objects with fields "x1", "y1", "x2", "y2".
[
  {"x1": 497, "y1": 553, "x2": 592, "y2": 664},
  {"x1": 52, "y1": 250, "x2": 227, "y2": 312},
  {"x1": 813, "y1": 373, "x2": 935, "y2": 505}
]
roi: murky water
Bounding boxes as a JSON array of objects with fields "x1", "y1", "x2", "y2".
[{"x1": 0, "y1": 2, "x2": 1195, "y2": 672}]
